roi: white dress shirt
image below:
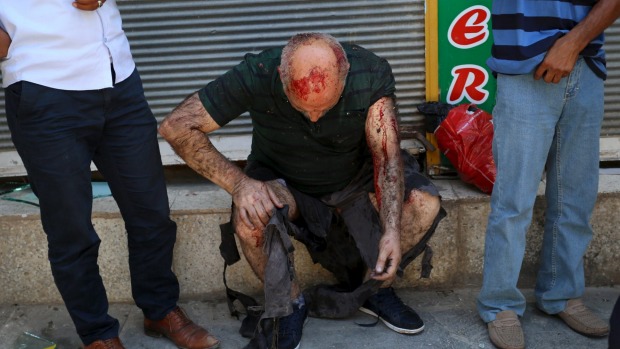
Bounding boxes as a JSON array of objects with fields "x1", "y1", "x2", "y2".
[{"x1": 0, "y1": 0, "x2": 135, "y2": 90}]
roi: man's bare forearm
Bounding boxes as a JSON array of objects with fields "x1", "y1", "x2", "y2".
[
  {"x1": 565, "y1": 0, "x2": 620, "y2": 53},
  {"x1": 159, "y1": 93, "x2": 246, "y2": 194},
  {"x1": 367, "y1": 97, "x2": 404, "y2": 237}
]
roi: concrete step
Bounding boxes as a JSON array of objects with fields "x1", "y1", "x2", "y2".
[{"x1": 0, "y1": 174, "x2": 618, "y2": 305}]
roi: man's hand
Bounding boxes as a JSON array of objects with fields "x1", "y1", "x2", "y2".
[
  {"x1": 535, "y1": 0, "x2": 620, "y2": 84},
  {"x1": 232, "y1": 177, "x2": 283, "y2": 230},
  {"x1": 372, "y1": 231, "x2": 402, "y2": 283},
  {"x1": 534, "y1": 35, "x2": 580, "y2": 84},
  {"x1": 72, "y1": 0, "x2": 106, "y2": 11},
  {"x1": 0, "y1": 29, "x2": 10, "y2": 59}
]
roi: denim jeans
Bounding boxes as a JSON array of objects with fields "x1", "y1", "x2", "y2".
[
  {"x1": 4, "y1": 70, "x2": 180, "y2": 344},
  {"x1": 477, "y1": 58, "x2": 604, "y2": 323}
]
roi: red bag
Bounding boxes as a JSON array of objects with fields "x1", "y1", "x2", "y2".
[{"x1": 434, "y1": 104, "x2": 496, "y2": 194}]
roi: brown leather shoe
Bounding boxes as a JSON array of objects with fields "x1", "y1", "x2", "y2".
[
  {"x1": 558, "y1": 298, "x2": 610, "y2": 337},
  {"x1": 83, "y1": 337, "x2": 125, "y2": 349},
  {"x1": 144, "y1": 306, "x2": 220, "y2": 349}
]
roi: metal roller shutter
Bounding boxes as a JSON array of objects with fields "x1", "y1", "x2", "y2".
[
  {"x1": 594, "y1": 19, "x2": 620, "y2": 162},
  {"x1": 118, "y1": 0, "x2": 427, "y2": 135},
  {"x1": 0, "y1": 0, "x2": 427, "y2": 174},
  {"x1": 2, "y1": 2, "x2": 619, "y2": 175},
  {"x1": 602, "y1": 20, "x2": 620, "y2": 137}
]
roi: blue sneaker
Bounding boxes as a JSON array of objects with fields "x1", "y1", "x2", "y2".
[
  {"x1": 359, "y1": 287, "x2": 424, "y2": 334},
  {"x1": 245, "y1": 301, "x2": 307, "y2": 349}
]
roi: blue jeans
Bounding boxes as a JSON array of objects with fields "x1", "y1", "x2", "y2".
[
  {"x1": 4, "y1": 70, "x2": 180, "y2": 344},
  {"x1": 477, "y1": 58, "x2": 604, "y2": 323}
]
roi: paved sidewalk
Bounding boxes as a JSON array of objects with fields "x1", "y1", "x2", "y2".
[{"x1": 0, "y1": 287, "x2": 617, "y2": 349}]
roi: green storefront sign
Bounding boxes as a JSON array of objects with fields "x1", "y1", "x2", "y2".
[{"x1": 438, "y1": 2, "x2": 496, "y2": 113}]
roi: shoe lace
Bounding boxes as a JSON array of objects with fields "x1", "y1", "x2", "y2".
[
  {"x1": 378, "y1": 289, "x2": 409, "y2": 314},
  {"x1": 169, "y1": 307, "x2": 192, "y2": 329}
]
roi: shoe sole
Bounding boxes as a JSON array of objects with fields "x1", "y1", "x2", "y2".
[{"x1": 358, "y1": 307, "x2": 425, "y2": 334}]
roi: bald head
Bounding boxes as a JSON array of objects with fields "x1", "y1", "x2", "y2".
[{"x1": 279, "y1": 33, "x2": 350, "y2": 122}]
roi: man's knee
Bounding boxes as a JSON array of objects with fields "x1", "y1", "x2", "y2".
[
  {"x1": 405, "y1": 190, "x2": 441, "y2": 220},
  {"x1": 265, "y1": 179, "x2": 299, "y2": 220},
  {"x1": 232, "y1": 207, "x2": 265, "y2": 247}
]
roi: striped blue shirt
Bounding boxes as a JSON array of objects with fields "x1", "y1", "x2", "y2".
[{"x1": 488, "y1": 0, "x2": 606, "y2": 79}]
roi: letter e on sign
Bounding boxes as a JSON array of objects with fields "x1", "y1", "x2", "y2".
[
  {"x1": 448, "y1": 5, "x2": 490, "y2": 49},
  {"x1": 447, "y1": 64, "x2": 489, "y2": 105}
]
